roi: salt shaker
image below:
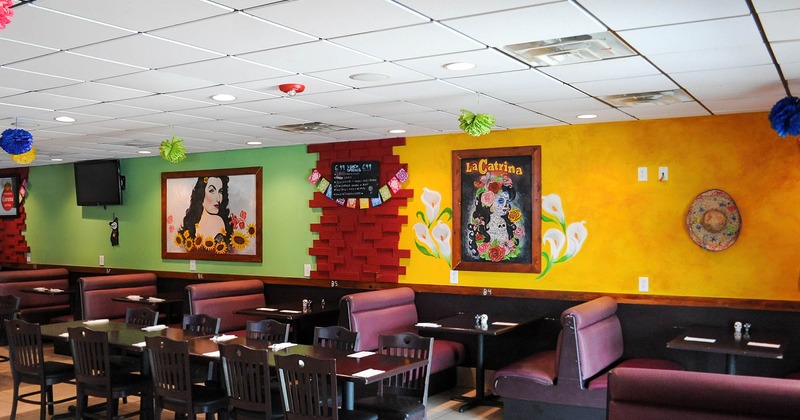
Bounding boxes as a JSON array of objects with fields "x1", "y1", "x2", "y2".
[{"x1": 734, "y1": 321, "x2": 742, "y2": 334}]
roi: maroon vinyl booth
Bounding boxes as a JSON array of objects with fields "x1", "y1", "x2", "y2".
[
  {"x1": 186, "y1": 279, "x2": 266, "y2": 337},
  {"x1": 79, "y1": 273, "x2": 158, "y2": 321},
  {"x1": 491, "y1": 296, "x2": 682, "y2": 419},
  {"x1": 608, "y1": 367, "x2": 800, "y2": 419},
  {"x1": 0, "y1": 268, "x2": 70, "y2": 323}
]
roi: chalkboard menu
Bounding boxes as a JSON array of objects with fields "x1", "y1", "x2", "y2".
[{"x1": 332, "y1": 161, "x2": 380, "y2": 199}]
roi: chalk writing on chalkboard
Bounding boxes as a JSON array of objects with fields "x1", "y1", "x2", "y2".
[{"x1": 332, "y1": 161, "x2": 380, "y2": 199}]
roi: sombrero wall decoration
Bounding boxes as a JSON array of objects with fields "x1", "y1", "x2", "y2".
[{"x1": 685, "y1": 189, "x2": 741, "y2": 251}]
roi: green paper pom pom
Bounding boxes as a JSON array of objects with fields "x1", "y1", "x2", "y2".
[
  {"x1": 458, "y1": 109, "x2": 495, "y2": 136},
  {"x1": 160, "y1": 136, "x2": 187, "y2": 163}
]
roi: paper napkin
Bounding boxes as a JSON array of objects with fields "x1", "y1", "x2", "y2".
[
  {"x1": 83, "y1": 319, "x2": 110, "y2": 325},
  {"x1": 49, "y1": 288, "x2": 64, "y2": 293},
  {"x1": 211, "y1": 334, "x2": 237, "y2": 342},
  {"x1": 132, "y1": 341, "x2": 146, "y2": 347},
  {"x1": 279, "y1": 310, "x2": 302, "y2": 314},
  {"x1": 58, "y1": 332, "x2": 69, "y2": 338},
  {"x1": 126, "y1": 295, "x2": 142, "y2": 300},
  {"x1": 147, "y1": 297, "x2": 165, "y2": 303},
  {"x1": 203, "y1": 351, "x2": 221, "y2": 358},
  {"x1": 141, "y1": 325, "x2": 168, "y2": 332},
  {"x1": 414, "y1": 322, "x2": 441, "y2": 328},
  {"x1": 347, "y1": 351, "x2": 375, "y2": 359},
  {"x1": 257, "y1": 307, "x2": 278, "y2": 311},
  {"x1": 269, "y1": 342, "x2": 297, "y2": 350},
  {"x1": 747, "y1": 341, "x2": 781, "y2": 348},
  {"x1": 492, "y1": 322, "x2": 519, "y2": 326},
  {"x1": 684, "y1": 336, "x2": 716, "y2": 343},
  {"x1": 353, "y1": 368, "x2": 385, "y2": 378}
]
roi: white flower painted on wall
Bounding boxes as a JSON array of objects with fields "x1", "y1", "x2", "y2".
[
  {"x1": 413, "y1": 188, "x2": 453, "y2": 267},
  {"x1": 538, "y1": 193, "x2": 587, "y2": 279}
]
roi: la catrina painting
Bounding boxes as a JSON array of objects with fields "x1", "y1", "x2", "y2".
[{"x1": 452, "y1": 146, "x2": 541, "y2": 273}]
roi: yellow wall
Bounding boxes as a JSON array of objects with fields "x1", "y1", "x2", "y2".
[{"x1": 398, "y1": 113, "x2": 800, "y2": 300}]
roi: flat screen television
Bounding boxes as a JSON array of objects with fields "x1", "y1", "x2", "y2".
[{"x1": 74, "y1": 160, "x2": 124, "y2": 206}]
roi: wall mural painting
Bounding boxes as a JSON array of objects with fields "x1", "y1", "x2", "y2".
[
  {"x1": 452, "y1": 146, "x2": 542, "y2": 273},
  {"x1": 538, "y1": 193, "x2": 588, "y2": 279},
  {"x1": 162, "y1": 167, "x2": 262, "y2": 262},
  {"x1": 413, "y1": 188, "x2": 453, "y2": 267}
]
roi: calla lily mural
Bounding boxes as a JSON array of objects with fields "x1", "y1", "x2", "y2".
[
  {"x1": 414, "y1": 188, "x2": 453, "y2": 267},
  {"x1": 538, "y1": 193, "x2": 587, "y2": 279}
]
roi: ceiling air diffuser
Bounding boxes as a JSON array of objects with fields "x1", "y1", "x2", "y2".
[
  {"x1": 600, "y1": 89, "x2": 691, "y2": 108},
  {"x1": 504, "y1": 32, "x2": 635, "y2": 66}
]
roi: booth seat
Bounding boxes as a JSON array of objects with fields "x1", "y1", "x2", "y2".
[
  {"x1": 0, "y1": 268, "x2": 70, "y2": 323},
  {"x1": 608, "y1": 367, "x2": 800, "y2": 419},
  {"x1": 491, "y1": 296, "x2": 682, "y2": 419},
  {"x1": 77, "y1": 273, "x2": 158, "y2": 322},
  {"x1": 339, "y1": 287, "x2": 465, "y2": 393},
  {"x1": 186, "y1": 279, "x2": 265, "y2": 336}
]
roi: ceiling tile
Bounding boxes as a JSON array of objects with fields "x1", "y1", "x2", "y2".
[
  {"x1": 394, "y1": 0, "x2": 553, "y2": 20},
  {"x1": 34, "y1": 0, "x2": 231, "y2": 32},
  {"x1": 647, "y1": 45, "x2": 773, "y2": 73},
  {"x1": 0, "y1": 38, "x2": 57, "y2": 66},
  {"x1": 166, "y1": 85, "x2": 278, "y2": 105},
  {"x1": 759, "y1": 9, "x2": 800, "y2": 42},
  {"x1": 97, "y1": 70, "x2": 217, "y2": 94},
  {"x1": 576, "y1": 0, "x2": 750, "y2": 30},
  {"x1": 333, "y1": 23, "x2": 485, "y2": 61},
  {"x1": 397, "y1": 48, "x2": 529, "y2": 79},
  {"x1": 8, "y1": 51, "x2": 144, "y2": 81},
  {"x1": 248, "y1": 0, "x2": 428, "y2": 38},
  {"x1": 338, "y1": 101, "x2": 435, "y2": 117},
  {"x1": 71, "y1": 34, "x2": 223, "y2": 70},
  {"x1": 238, "y1": 41, "x2": 381, "y2": 74},
  {"x1": 621, "y1": 101, "x2": 709, "y2": 119},
  {"x1": 0, "y1": 67, "x2": 81, "y2": 92},
  {"x1": 443, "y1": 2, "x2": 605, "y2": 48},
  {"x1": 540, "y1": 56, "x2": 661, "y2": 83},
  {"x1": 149, "y1": 12, "x2": 316, "y2": 56},
  {"x1": 572, "y1": 74, "x2": 678, "y2": 96},
  {"x1": 619, "y1": 16, "x2": 762, "y2": 56},
  {"x1": 2, "y1": 92, "x2": 97, "y2": 111},
  {"x1": 38, "y1": 82, "x2": 152, "y2": 102},
  {"x1": 160, "y1": 57, "x2": 293, "y2": 85},
  {"x1": 309, "y1": 62, "x2": 433, "y2": 88},
  {"x1": 0, "y1": 5, "x2": 132, "y2": 49},
  {"x1": 670, "y1": 65, "x2": 782, "y2": 100},
  {"x1": 752, "y1": 0, "x2": 800, "y2": 13}
]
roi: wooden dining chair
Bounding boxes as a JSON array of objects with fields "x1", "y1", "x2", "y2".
[
  {"x1": 5, "y1": 318, "x2": 76, "y2": 420},
  {"x1": 313, "y1": 326, "x2": 360, "y2": 352},
  {"x1": 0, "y1": 294, "x2": 21, "y2": 362},
  {"x1": 145, "y1": 335, "x2": 228, "y2": 420},
  {"x1": 219, "y1": 343, "x2": 283, "y2": 419},
  {"x1": 274, "y1": 353, "x2": 378, "y2": 420},
  {"x1": 182, "y1": 313, "x2": 221, "y2": 335},
  {"x1": 125, "y1": 306, "x2": 160, "y2": 327},
  {"x1": 353, "y1": 332, "x2": 433, "y2": 420},
  {"x1": 68, "y1": 326, "x2": 152, "y2": 420},
  {"x1": 246, "y1": 319, "x2": 290, "y2": 343}
]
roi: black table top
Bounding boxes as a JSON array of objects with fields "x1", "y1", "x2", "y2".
[
  {"x1": 415, "y1": 312, "x2": 538, "y2": 336},
  {"x1": 667, "y1": 326, "x2": 789, "y2": 359}
]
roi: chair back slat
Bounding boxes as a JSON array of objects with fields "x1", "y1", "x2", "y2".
[
  {"x1": 146, "y1": 336, "x2": 193, "y2": 405},
  {"x1": 313, "y1": 326, "x2": 359, "y2": 352},
  {"x1": 182, "y1": 314, "x2": 221, "y2": 335},
  {"x1": 69, "y1": 327, "x2": 112, "y2": 388},
  {"x1": 246, "y1": 319, "x2": 290, "y2": 342},
  {"x1": 377, "y1": 332, "x2": 433, "y2": 405},
  {"x1": 220, "y1": 343, "x2": 276, "y2": 416},
  {"x1": 275, "y1": 353, "x2": 340, "y2": 420},
  {"x1": 5, "y1": 318, "x2": 45, "y2": 376},
  {"x1": 125, "y1": 307, "x2": 159, "y2": 327}
]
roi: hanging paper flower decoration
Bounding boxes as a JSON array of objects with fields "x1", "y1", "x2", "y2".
[
  {"x1": 0, "y1": 128, "x2": 34, "y2": 155},
  {"x1": 159, "y1": 136, "x2": 187, "y2": 163},
  {"x1": 10, "y1": 147, "x2": 36, "y2": 164},
  {"x1": 768, "y1": 96, "x2": 800, "y2": 139},
  {"x1": 459, "y1": 109, "x2": 496, "y2": 137},
  {"x1": 0, "y1": 0, "x2": 13, "y2": 30}
]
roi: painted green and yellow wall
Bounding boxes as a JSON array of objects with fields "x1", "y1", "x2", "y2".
[{"x1": 20, "y1": 112, "x2": 800, "y2": 301}]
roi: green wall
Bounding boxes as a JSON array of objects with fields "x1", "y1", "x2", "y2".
[{"x1": 25, "y1": 145, "x2": 318, "y2": 277}]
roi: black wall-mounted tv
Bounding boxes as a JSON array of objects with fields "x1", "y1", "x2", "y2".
[{"x1": 74, "y1": 159, "x2": 124, "y2": 206}]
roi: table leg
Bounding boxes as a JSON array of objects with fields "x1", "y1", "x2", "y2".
[
  {"x1": 726, "y1": 354, "x2": 737, "y2": 375},
  {"x1": 343, "y1": 380, "x2": 355, "y2": 410},
  {"x1": 452, "y1": 334, "x2": 503, "y2": 412}
]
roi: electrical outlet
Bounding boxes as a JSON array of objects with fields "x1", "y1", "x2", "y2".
[
  {"x1": 658, "y1": 166, "x2": 668, "y2": 181},
  {"x1": 638, "y1": 276, "x2": 649, "y2": 292},
  {"x1": 189, "y1": 260, "x2": 196, "y2": 271},
  {"x1": 304, "y1": 264, "x2": 311, "y2": 277},
  {"x1": 638, "y1": 167, "x2": 648, "y2": 182},
  {"x1": 449, "y1": 270, "x2": 458, "y2": 284},
  {"x1": 99, "y1": 255, "x2": 104, "y2": 266}
]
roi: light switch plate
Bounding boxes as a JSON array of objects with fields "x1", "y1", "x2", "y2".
[
  {"x1": 638, "y1": 167, "x2": 648, "y2": 182},
  {"x1": 449, "y1": 270, "x2": 458, "y2": 284},
  {"x1": 189, "y1": 260, "x2": 196, "y2": 271},
  {"x1": 99, "y1": 255, "x2": 104, "y2": 266},
  {"x1": 304, "y1": 264, "x2": 311, "y2": 277},
  {"x1": 658, "y1": 166, "x2": 668, "y2": 181}
]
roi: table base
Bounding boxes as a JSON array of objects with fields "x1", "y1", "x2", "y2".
[{"x1": 452, "y1": 393, "x2": 503, "y2": 412}]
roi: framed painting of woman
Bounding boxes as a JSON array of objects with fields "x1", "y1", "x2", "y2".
[
  {"x1": 452, "y1": 146, "x2": 541, "y2": 273},
  {"x1": 162, "y1": 167, "x2": 262, "y2": 262}
]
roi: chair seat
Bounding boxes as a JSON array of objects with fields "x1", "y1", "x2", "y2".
[
  {"x1": 355, "y1": 395, "x2": 425, "y2": 420},
  {"x1": 160, "y1": 384, "x2": 227, "y2": 408},
  {"x1": 81, "y1": 372, "x2": 149, "y2": 396},
  {"x1": 39, "y1": 360, "x2": 75, "y2": 382},
  {"x1": 339, "y1": 409, "x2": 379, "y2": 420}
]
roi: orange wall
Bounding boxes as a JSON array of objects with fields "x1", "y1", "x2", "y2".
[{"x1": 397, "y1": 113, "x2": 800, "y2": 300}]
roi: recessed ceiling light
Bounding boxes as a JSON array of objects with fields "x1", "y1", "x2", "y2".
[
  {"x1": 211, "y1": 93, "x2": 236, "y2": 102},
  {"x1": 138, "y1": 150, "x2": 152, "y2": 154},
  {"x1": 388, "y1": 129, "x2": 406, "y2": 134},
  {"x1": 50, "y1": 158, "x2": 63, "y2": 162},
  {"x1": 443, "y1": 62, "x2": 476, "y2": 71},
  {"x1": 577, "y1": 114, "x2": 598, "y2": 119},
  {"x1": 55, "y1": 116, "x2": 75, "y2": 123},
  {"x1": 247, "y1": 141, "x2": 262, "y2": 145},
  {"x1": 349, "y1": 73, "x2": 390, "y2": 81}
]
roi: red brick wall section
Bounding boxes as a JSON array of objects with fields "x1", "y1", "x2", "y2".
[
  {"x1": 0, "y1": 167, "x2": 30, "y2": 264},
  {"x1": 307, "y1": 138, "x2": 411, "y2": 283}
]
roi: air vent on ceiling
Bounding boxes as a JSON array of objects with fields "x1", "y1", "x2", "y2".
[
  {"x1": 504, "y1": 31, "x2": 635, "y2": 66},
  {"x1": 274, "y1": 122, "x2": 353, "y2": 133},
  {"x1": 600, "y1": 89, "x2": 690, "y2": 108}
]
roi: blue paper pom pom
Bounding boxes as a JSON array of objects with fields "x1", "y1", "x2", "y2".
[
  {"x1": 768, "y1": 96, "x2": 800, "y2": 137},
  {"x1": 0, "y1": 128, "x2": 34, "y2": 155}
]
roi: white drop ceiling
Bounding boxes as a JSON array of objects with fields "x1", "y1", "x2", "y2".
[{"x1": 0, "y1": 0, "x2": 797, "y2": 168}]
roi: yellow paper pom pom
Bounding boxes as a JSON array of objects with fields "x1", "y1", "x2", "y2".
[{"x1": 10, "y1": 147, "x2": 36, "y2": 164}]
